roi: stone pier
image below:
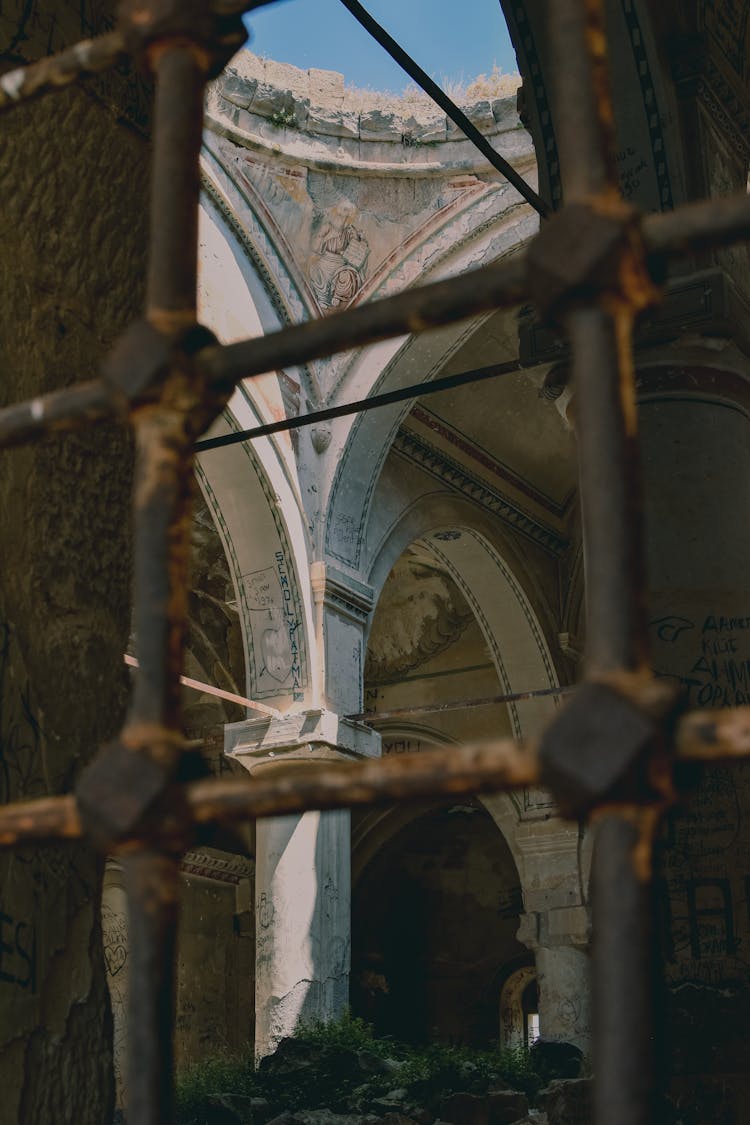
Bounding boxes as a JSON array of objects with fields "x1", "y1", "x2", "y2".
[{"x1": 225, "y1": 708, "x2": 380, "y2": 1058}]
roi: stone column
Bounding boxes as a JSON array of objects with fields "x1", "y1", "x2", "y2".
[
  {"x1": 254, "y1": 808, "x2": 350, "y2": 1056},
  {"x1": 517, "y1": 907, "x2": 591, "y2": 1053},
  {"x1": 225, "y1": 709, "x2": 380, "y2": 1059},
  {"x1": 639, "y1": 381, "x2": 750, "y2": 700},
  {"x1": 101, "y1": 860, "x2": 129, "y2": 1116},
  {"x1": 638, "y1": 372, "x2": 750, "y2": 1007},
  {"x1": 514, "y1": 820, "x2": 591, "y2": 1054}
]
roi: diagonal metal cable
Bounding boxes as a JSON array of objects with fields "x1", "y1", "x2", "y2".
[
  {"x1": 337, "y1": 0, "x2": 549, "y2": 217},
  {"x1": 194, "y1": 357, "x2": 530, "y2": 452}
]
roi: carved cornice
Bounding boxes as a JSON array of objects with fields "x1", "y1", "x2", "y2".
[
  {"x1": 311, "y1": 562, "x2": 374, "y2": 626},
  {"x1": 225, "y1": 707, "x2": 381, "y2": 764},
  {"x1": 671, "y1": 34, "x2": 750, "y2": 162},
  {"x1": 392, "y1": 429, "x2": 569, "y2": 559},
  {"x1": 521, "y1": 269, "x2": 750, "y2": 365},
  {"x1": 181, "y1": 850, "x2": 254, "y2": 885}
]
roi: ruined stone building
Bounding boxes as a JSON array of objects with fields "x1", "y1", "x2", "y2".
[{"x1": 1, "y1": 3, "x2": 750, "y2": 1123}]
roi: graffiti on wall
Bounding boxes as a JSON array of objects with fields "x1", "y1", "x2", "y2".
[
  {"x1": 650, "y1": 609, "x2": 750, "y2": 987},
  {"x1": 244, "y1": 553, "x2": 304, "y2": 701}
]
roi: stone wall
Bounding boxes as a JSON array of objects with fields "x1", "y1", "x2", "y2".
[{"x1": 0, "y1": 5, "x2": 149, "y2": 1122}]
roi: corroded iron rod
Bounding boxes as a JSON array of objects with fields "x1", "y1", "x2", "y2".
[
  {"x1": 197, "y1": 254, "x2": 530, "y2": 386},
  {"x1": 121, "y1": 40, "x2": 212, "y2": 1125},
  {"x1": 548, "y1": 3, "x2": 656, "y2": 1124},
  {"x1": 2, "y1": 705, "x2": 750, "y2": 848},
  {"x1": 0, "y1": 739, "x2": 537, "y2": 846},
  {"x1": 676, "y1": 705, "x2": 750, "y2": 760},
  {"x1": 643, "y1": 191, "x2": 750, "y2": 257},
  {"x1": 123, "y1": 852, "x2": 180, "y2": 1125},
  {"x1": 5, "y1": 185, "x2": 750, "y2": 452},
  {"x1": 0, "y1": 30, "x2": 127, "y2": 111},
  {"x1": 146, "y1": 46, "x2": 205, "y2": 321},
  {"x1": 188, "y1": 738, "x2": 540, "y2": 821},
  {"x1": 0, "y1": 379, "x2": 120, "y2": 450},
  {"x1": 0, "y1": 793, "x2": 81, "y2": 846}
]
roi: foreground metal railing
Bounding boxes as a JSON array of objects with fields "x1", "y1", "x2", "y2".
[{"x1": 1, "y1": 1, "x2": 750, "y2": 1123}]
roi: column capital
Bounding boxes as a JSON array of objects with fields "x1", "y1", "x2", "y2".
[
  {"x1": 311, "y1": 561, "x2": 374, "y2": 624},
  {"x1": 225, "y1": 707, "x2": 381, "y2": 770},
  {"x1": 518, "y1": 904, "x2": 591, "y2": 952}
]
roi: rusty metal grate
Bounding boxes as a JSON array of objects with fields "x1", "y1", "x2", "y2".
[{"x1": 1, "y1": 2, "x2": 750, "y2": 1123}]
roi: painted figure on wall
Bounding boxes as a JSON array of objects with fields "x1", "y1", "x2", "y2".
[{"x1": 310, "y1": 200, "x2": 370, "y2": 310}]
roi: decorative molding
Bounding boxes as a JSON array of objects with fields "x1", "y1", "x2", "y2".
[
  {"x1": 697, "y1": 65, "x2": 750, "y2": 163},
  {"x1": 508, "y1": 3, "x2": 562, "y2": 207},
  {"x1": 621, "y1": 0, "x2": 674, "y2": 210},
  {"x1": 671, "y1": 34, "x2": 750, "y2": 163},
  {"x1": 195, "y1": 418, "x2": 310, "y2": 703},
  {"x1": 181, "y1": 850, "x2": 254, "y2": 886},
  {"x1": 521, "y1": 269, "x2": 750, "y2": 364},
  {"x1": 225, "y1": 707, "x2": 381, "y2": 763},
  {"x1": 410, "y1": 405, "x2": 568, "y2": 519},
  {"x1": 393, "y1": 429, "x2": 569, "y2": 558},
  {"x1": 428, "y1": 532, "x2": 561, "y2": 742},
  {"x1": 311, "y1": 562, "x2": 374, "y2": 626}
]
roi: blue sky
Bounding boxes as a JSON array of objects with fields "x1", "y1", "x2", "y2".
[{"x1": 244, "y1": 0, "x2": 517, "y2": 93}]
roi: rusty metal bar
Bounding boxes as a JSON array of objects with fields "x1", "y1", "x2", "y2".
[
  {"x1": 146, "y1": 46, "x2": 205, "y2": 323},
  {"x1": 591, "y1": 815, "x2": 658, "y2": 1125},
  {"x1": 4, "y1": 185, "x2": 750, "y2": 454},
  {"x1": 197, "y1": 254, "x2": 529, "y2": 386},
  {"x1": 567, "y1": 305, "x2": 647, "y2": 672},
  {"x1": 123, "y1": 851, "x2": 181, "y2": 1125},
  {"x1": 676, "y1": 705, "x2": 750, "y2": 760},
  {"x1": 642, "y1": 191, "x2": 750, "y2": 257},
  {"x1": 548, "y1": 3, "x2": 656, "y2": 1124},
  {"x1": 549, "y1": 0, "x2": 616, "y2": 201},
  {"x1": 3, "y1": 698, "x2": 750, "y2": 850},
  {"x1": 0, "y1": 738, "x2": 536, "y2": 846},
  {"x1": 0, "y1": 30, "x2": 127, "y2": 111},
  {"x1": 119, "y1": 35, "x2": 213, "y2": 1125},
  {"x1": 0, "y1": 379, "x2": 120, "y2": 449},
  {"x1": 337, "y1": 0, "x2": 549, "y2": 216},
  {"x1": 0, "y1": 793, "x2": 81, "y2": 846},
  {"x1": 127, "y1": 409, "x2": 198, "y2": 730},
  {"x1": 188, "y1": 736, "x2": 539, "y2": 821}
]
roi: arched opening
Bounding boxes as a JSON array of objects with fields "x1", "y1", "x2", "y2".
[
  {"x1": 352, "y1": 801, "x2": 526, "y2": 1047},
  {"x1": 351, "y1": 525, "x2": 567, "y2": 1050},
  {"x1": 499, "y1": 964, "x2": 539, "y2": 1050}
]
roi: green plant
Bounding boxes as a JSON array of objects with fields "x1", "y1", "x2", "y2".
[
  {"x1": 175, "y1": 1047, "x2": 260, "y2": 1124},
  {"x1": 269, "y1": 107, "x2": 298, "y2": 129},
  {"x1": 174, "y1": 1013, "x2": 546, "y2": 1123},
  {"x1": 295, "y1": 1010, "x2": 392, "y2": 1055}
]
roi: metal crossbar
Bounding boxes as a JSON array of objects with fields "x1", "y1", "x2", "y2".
[{"x1": 1, "y1": 2, "x2": 750, "y2": 1123}]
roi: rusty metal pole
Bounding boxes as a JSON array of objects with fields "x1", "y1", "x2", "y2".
[
  {"x1": 122, "y1": 851, "x2": 182, "y2": 1125},
  {"x1": 122, "y1": 39, "x2": 208, "y2": 1125},
  {"x1": 547, "y1": 3, "x2": 657, "y2": 1124}
]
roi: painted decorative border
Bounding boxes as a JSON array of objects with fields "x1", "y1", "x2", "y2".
[
  {"x1": 391, "y1": 428, "x2": 568, "y2": 558},
  {"x1": 428, "y1": 532, "x2": 560, "y2": 737},
  {"x1": 194, "y1": 460, "x2": 258, "y2": 694},
  {"x1": 201, "y1": 145, "x2": 312, "y2": 327},
  {"x1": 181, "y1": 849, "x2": 254, "y2": 885},
  {"x1": 509, "y1": 1, "x2": 562, "y2": 206},
  {"x1": 621, "y1": 0, "x2": 674, "y2": 210},
  {"x1": 196, "y1": 414, "x2": 310, "y2": 702}
]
